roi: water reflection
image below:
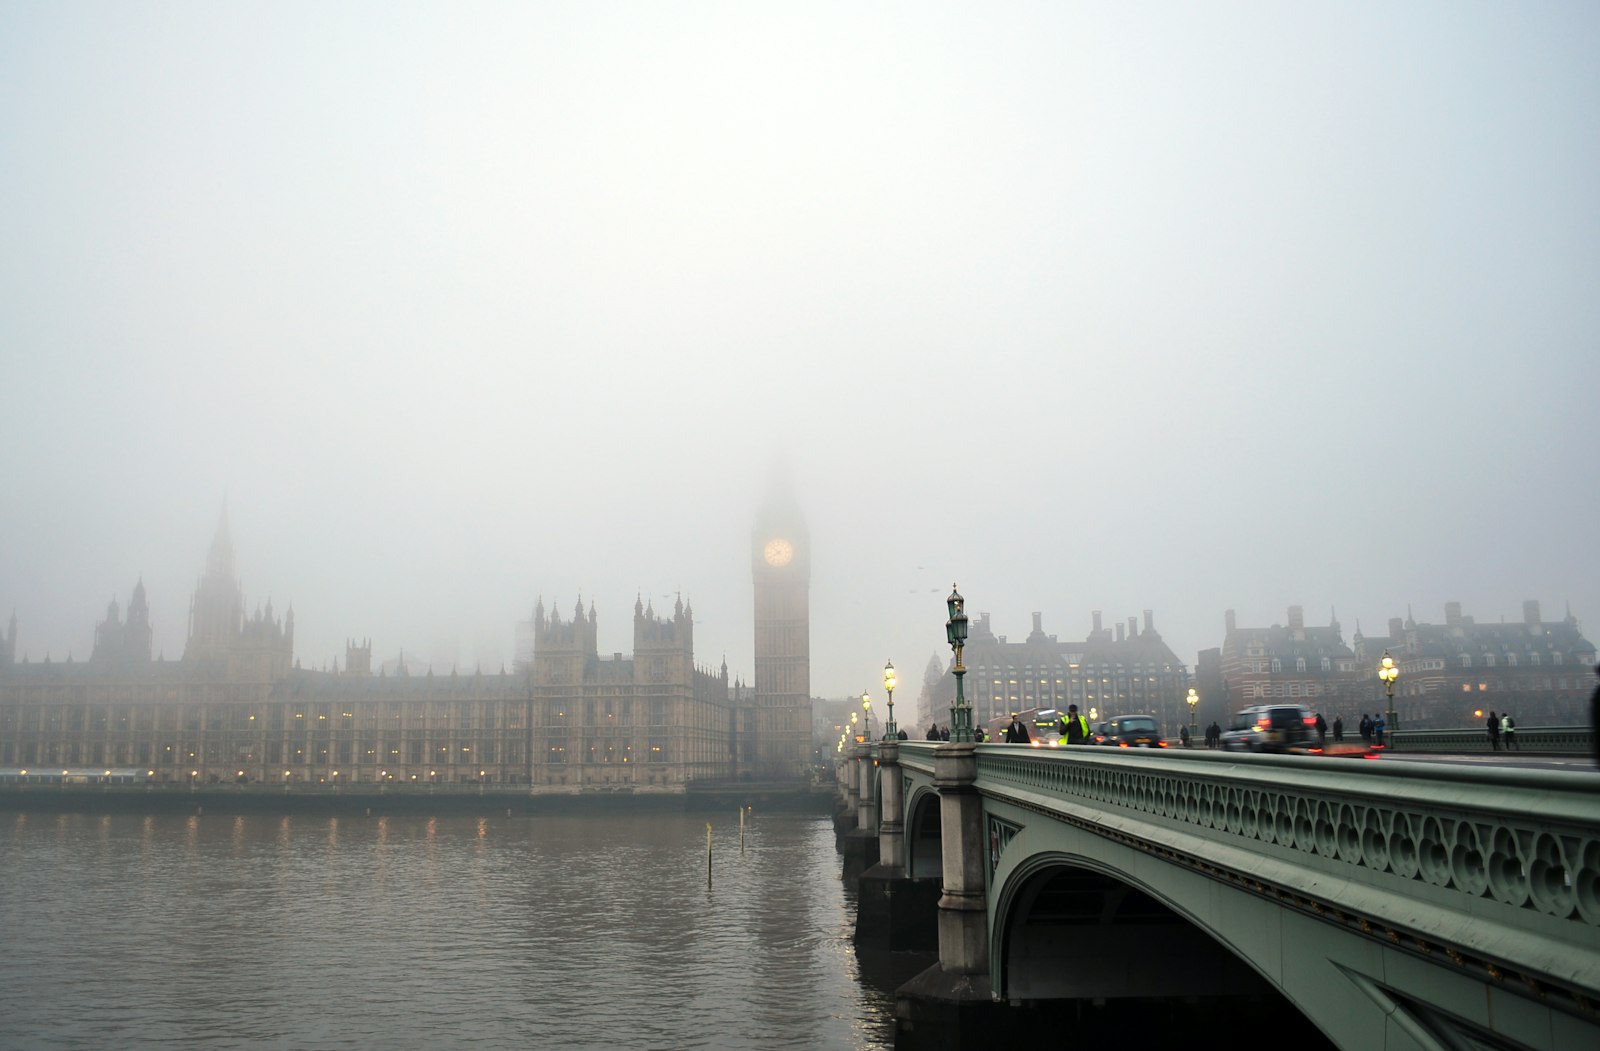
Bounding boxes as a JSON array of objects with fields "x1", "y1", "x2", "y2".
[{"x1": 0, "y1": 811, "x2": 909, "y2": 1050}]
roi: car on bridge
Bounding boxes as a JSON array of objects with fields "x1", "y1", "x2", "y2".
[
  {"x1": 1220, "y1": 704, "x2": 1315, "y2": 753},
  {"x1": 1089, "y1": 714, "x2": 1167, "y2": 749}
]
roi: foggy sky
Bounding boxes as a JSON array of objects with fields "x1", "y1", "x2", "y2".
[{"x1": 3, "y1": 3, "x2": 1596, "y2": 701}]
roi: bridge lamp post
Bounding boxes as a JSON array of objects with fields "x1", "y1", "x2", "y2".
[
  {"x1": 1187, "y1": 687, "x2": 1199, "y2": 740},
  {"x1": 862, "y1": 693, "x2": 873, "y2": 743},
  {"x1": 850, "y1": 711, "x2": 859, "y2": 743},
  {"x1": 945, "y1": 584, "x2": 973, "y2": 742},
  {"x1": 883, "y1": 659, "x2": 898, "y2": 740},
  {"x1": 1379, "y1": 651, "x2": 1400, "y2": 736}
]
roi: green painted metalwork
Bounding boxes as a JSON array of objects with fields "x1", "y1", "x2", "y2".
[{"x1": 890, "y1": 741, "x2": 1600, "y2": 1049}]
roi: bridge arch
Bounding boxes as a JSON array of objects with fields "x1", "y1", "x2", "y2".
[
  {"x1": 993, "y1": 850, "x2": 1282, "y2": 1002},
  {"x1": 905, "y1": 785, "x2": 942, "y2": 878}
]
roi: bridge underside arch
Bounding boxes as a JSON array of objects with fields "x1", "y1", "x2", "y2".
[
  {"x1": 1003, "y1": 862, "x2": 1271, "y2": 1001},
  {"x1": 906, "y1": 787, "x2": 942, "y2": 879},
  {"x1": 997, "y1": 858, "x2": 1335, "y2": 1046}
]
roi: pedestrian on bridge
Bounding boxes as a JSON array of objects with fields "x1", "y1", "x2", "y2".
[
  {"x1": 1003, "y1": 714, "x2": 1031, "y2": 744},
  {"x1": 1332, "y1": 715, "x2": 1344, "y2": 743},
  {"x1": 1487, "y1": 711, "x2": 1500, "y2": 751},
  {"x1": 1500, "y1": 713, "x2": 1517, "y2": 751},
  {"x1": 1314, "y1": 712, "x2": 1327, "y2": 748},
  {"x1": 1061, "y1": 705, "x2": 1090, "y2": 745}
]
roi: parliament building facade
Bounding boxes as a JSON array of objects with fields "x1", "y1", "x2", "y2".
[{"x1": 0, "y1": 504, "x2": 814, "y2": 789}]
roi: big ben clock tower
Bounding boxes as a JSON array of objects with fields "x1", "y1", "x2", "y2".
[{"x1": 751, "y1": 491, "x2": 811, "y2": 781}]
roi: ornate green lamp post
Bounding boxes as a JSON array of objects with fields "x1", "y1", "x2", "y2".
[
  {"x1": 945, "y1": 584, "x2": 973, "y2": 742},
  {"x1": 861, "y1": 693, "x2": 873, "y2": 743},
  {"x1": 883, "y1": 659, "x2": 898, "y2": 740},
  {"x1": 1186, "y1": 687, "x2": 1199, "y2": 741},
  {"x1": 1379, "y1": 650, "x2": 1400, "y2": 736}
]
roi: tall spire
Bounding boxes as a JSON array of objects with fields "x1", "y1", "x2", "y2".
[{"x1": 207, "y1": 504, "x2": 236, "y2": 581}]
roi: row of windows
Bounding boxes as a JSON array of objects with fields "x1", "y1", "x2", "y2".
[
  {"x1": 0, "y1": 700, "x2": 699, "y2": 732},
  {"x1": 1459, "y1": 677, "x2": 1580, "y2": 693},
  {"x1": 972, "y1": 665, "x2": 1180, "y2": 676},
  {"x1": 2, "y1": 737, "x2": 676, "y2": 767}
]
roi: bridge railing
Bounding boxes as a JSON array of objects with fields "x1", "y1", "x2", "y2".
[{"x1": 1389, "y1": 724, "x2": 1592, "y2": 754}]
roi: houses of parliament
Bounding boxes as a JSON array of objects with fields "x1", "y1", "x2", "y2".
[{"x1": 0, "y1": 502, "x2": 814, "y2": 789}]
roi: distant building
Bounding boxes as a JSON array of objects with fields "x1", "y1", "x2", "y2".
[
  {"x1": 934, "y1": 609, "x2": 1190, "y2": 733},
  {"x1": 1350, "y1": 601, "x2": 1595, "y2": 728},
  {"x1": 0, "y1": 500, "x2": 813, "y2": 788},
  {"x1": 1218, "y1": 602, "x2": 1595, "y2": 728},
  {"x1": 1219, "y1": 606, "x2": 1358, "y2": 712}
]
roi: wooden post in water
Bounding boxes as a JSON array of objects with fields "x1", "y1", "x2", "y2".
[
  {"x1": 705, "y1": 822, "x2": 713, "y2": 888},
  {"x1": 739, "y1": 806, "x2": 745, "y2": 855}
]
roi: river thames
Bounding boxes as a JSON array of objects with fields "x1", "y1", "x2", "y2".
[{"x1": 1, "y1": 808, "x2": 927, "y2": 1050}]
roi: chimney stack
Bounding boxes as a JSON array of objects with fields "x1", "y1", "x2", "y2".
[
  {"x1": 1143, "y1": 610, "x2": 1154, "y2": 633},
  {"x1": 1116, "y1": 622, "x2": 1125, "y2": 643},
  {"x1": 1445, "y1": 601, "x2": 1463, "y2": 633},
  {"x1": 1224, "y1": 609, "x2": 1237, "y2": 634},
  {"x1": 1032, "y1": 612, "x2": 1043, "y2": 633},
  {"x1": 1388, "y1": 617, "x2": 1403, "y2": 639},
  {"x1": 1288, "y1": 605, "x2": 1305, "y2": 639},
  {"x1": 1092, "y1": 610, "x2": 1103, "y2": 634},
  {"x1": 1128, "y1": 615, "x2": 1139, "y2": 639},
  {"x1": 1523, "y1": 600, "x2": 1541, "y2": 627}
]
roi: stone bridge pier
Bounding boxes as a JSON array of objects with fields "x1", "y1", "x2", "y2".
[
  {"x1": 890, "y1": 742, "x2": 1011, "y2": 1045},
  {"x1": 840, "y1": 741, "x2": 879, "y2": 876},
  {"x1": 854, "y1": 739, "x2": 940, "y2": 950}
]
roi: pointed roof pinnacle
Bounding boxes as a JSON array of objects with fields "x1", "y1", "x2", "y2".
[{"x1": 206, "y1": 503, "x2": 236, "y2": 580}]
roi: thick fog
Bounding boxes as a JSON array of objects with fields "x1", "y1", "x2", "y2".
[{"x1": 2, "y1": 3, "x2": 1595, "y2": 699}]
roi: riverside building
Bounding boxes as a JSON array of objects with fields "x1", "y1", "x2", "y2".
[
  {"x1": 0, "y1": 506, "x2": 812, "y2": 789},
  {"x1": 932, "y1": 609, "x2": 1191, "y2": 733},
  {"x1": 1218, "y1": 602, "x2": 1596, "y2": 729}
]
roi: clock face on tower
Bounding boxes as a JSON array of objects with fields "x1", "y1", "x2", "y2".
[{"x1": 763, "y1": 537, "x2": 794, "y2": 567}]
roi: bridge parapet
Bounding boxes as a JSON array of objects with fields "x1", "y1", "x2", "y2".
[{"x1": 1390, "y1": 724, "x2": 1592, "y2": 754}]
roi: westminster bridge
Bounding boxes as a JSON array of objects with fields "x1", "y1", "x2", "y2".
[{"x1": 838, "y1": 738, "x2": 1600, "y2": 1051}]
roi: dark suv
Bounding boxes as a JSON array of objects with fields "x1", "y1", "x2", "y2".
[
  {"x1": 1220, "y1": 705, "x2": 1314, "y2": 753},
  {"x1": 1093, "y1": 714, "x2": 1167, "y2": 749}
]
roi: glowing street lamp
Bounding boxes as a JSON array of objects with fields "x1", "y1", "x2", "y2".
[
  {"x1": 1378, "y1": 650, "x2": 1400, "y2": 738},
  {"x1": 883, "y1": 660, "x2": 898, "y2": 740},
  {"x1": 1186, "y1": 687, "x2": 1199, "y2": 738},
  {"x1": 861, "y1": 693, "x2": 873, "y2": 742}
]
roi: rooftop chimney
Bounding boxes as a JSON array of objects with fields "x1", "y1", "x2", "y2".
[
  {"x1": 1032, "y1": 612, "x2": 1042, "y2": 633},
  {"x1": 1128, "y1": 616, "x2": 1138, "y2": 639},
  {"x1": 1288, "y1": 605, "x2": 1305, "y2": 640},
  {"x1": 1092, "y1": 610, "x2": 1103, "y2": 633},
  {"x1": 1143, "y1": 610, "x2": 1154, "y2": 633},
  {"x1": 1523, "y1": 600, "x2": 1541, "y2": 627},
  {"x1": 1225, "y1": 609, "x2": 1237, "y2": 634},
  {"x1": 1445, "y1": 601, "x2": 1463, "y2": 634},
  {"x1": 1388, "y1": 617, "x2": 1403, "y2": 640},
  {"x1": 1115, "y1": 622, "x2": 1125, "y2": 643}
]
